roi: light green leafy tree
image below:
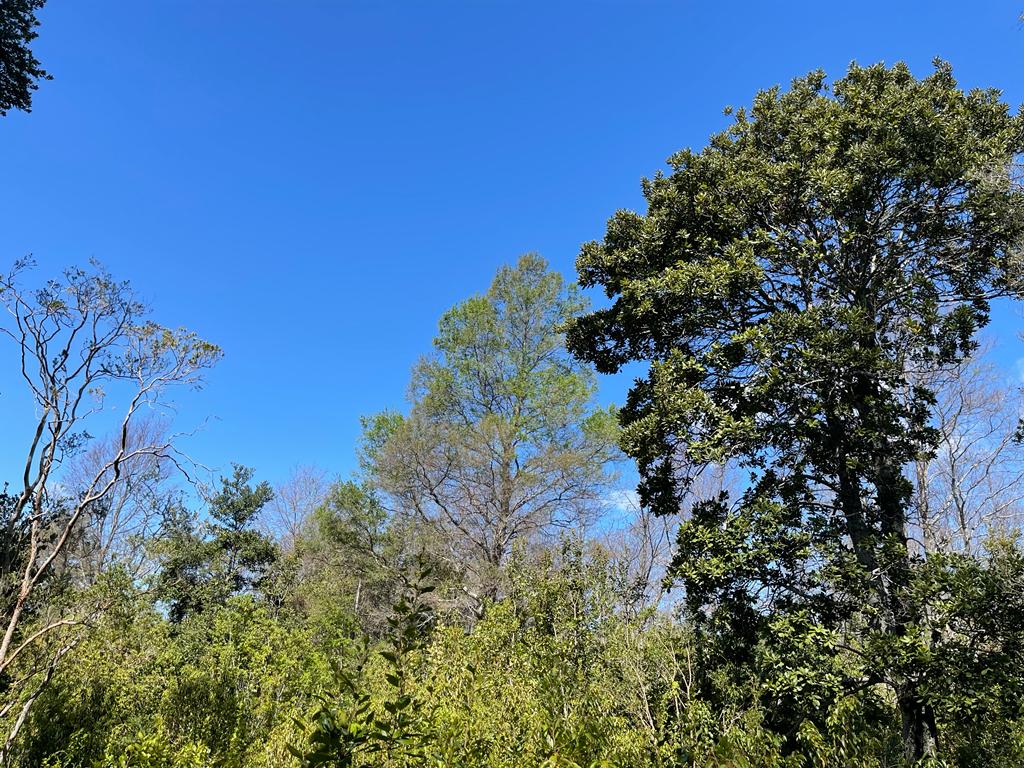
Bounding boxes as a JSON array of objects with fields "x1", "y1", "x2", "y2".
[{"x1": 365, "y1": 254, "x2": 620, "y2": 610}]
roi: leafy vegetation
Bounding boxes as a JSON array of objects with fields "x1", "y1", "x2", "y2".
[
  {"x1": 4, "y1": 61, "x2": 1024, "y2": 768},
  {"x1": 0, "y1": 0, "x2": 50, "y2": 115}
]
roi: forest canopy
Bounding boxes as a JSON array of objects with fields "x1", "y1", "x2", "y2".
[{"x1": 2, "y1": 26, "x2": 1024, "y2": 768}]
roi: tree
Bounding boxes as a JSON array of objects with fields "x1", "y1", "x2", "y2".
[
  {"x1": 261, "y1": 464, "x2": 329, "y2": 552},
  {"x1": 365, "y1": 254, "x2": 620, "y2": 610},
  {"x1": 567, "y1": 61, "x2": 1024, "y2": 763},
  {"x1": 910, "y1": 347, "x2": 1024, "y2": 556},
  {"x1": 0, "y1": 261, "x2": 220, "y2": 761},
  {"x1": 600, "y1": 462, "x2": 740, "y2": 615},
  {"x1": 0, "y1": 0, "x2": 50, "y2": 116},
  {"x1": 154, "y1": 464, "x2": 277, "y2": 623},
  {"x1": 63, "y1": 416, "x2": 183, "y2": 583},
  {"x1": 287, "y1": 480, "x2": 407, "y2": 637}
]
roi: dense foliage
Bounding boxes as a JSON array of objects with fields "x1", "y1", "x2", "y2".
[
  {"x1": 0, "y1": 0, "x2": 50, "y2": 115},
  {"x1": 566, "y1": 61, "x2": 1024, "y2": 764},
  {"x1": 4, "y1": 62, "x2": 1024, "y2": 768}
]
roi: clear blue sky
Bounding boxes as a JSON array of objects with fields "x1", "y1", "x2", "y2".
[{"x1": 1, "y1": 1, "x2": 1022, "y2": 487}]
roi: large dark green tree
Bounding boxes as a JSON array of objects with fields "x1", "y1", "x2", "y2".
[
  {"x1": 0, "y1": 0, "x2": 49, "y2": 115},
  {"x1": 567, "y1": 61, "x2": 1024, "y2": 763}
]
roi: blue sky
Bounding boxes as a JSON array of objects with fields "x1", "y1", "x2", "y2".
[{"x1": 1, "y1": 1, "x2": 1023, "y2": 488}]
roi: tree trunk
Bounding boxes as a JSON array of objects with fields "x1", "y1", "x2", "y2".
[{"x1": 899, "y1": 684, "x2": 938, "y2": 764}]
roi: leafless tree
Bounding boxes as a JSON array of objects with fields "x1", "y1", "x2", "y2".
[
  {"x1": 61, "y1": 415, "x2": 183, "y2": 582},
  {"x1": 260, "y1": 464, "x2": 330, "y2": 551},
  {"x1": 601, "y1": 462, "x2": 742, "y2": 615},
  {"x1": 909, "y1": 346, "x2": 1024, "y2": 556},
  {"x1": 0, "y1": 261, "x2": 219, "y2": 762}
]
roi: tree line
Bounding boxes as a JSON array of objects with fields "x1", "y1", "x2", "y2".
[{"x1": 3, "y1": 11, "x2": 1024, "y2": 766}]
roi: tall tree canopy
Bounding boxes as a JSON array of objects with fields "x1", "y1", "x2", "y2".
[
  {"x1": 0, "y1": 0, "x2": 49, "y2": 115},
  {"x1": 365, "y1": 254, "x2": 620, "y2": 608},
  {"x1": 567, "y1": 61, "x2": 1024, "y2": 762}
]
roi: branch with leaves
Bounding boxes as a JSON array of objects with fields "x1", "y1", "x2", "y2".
[{"x1": 0, "y1": 261, "x2": 220, "y2": 762}]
